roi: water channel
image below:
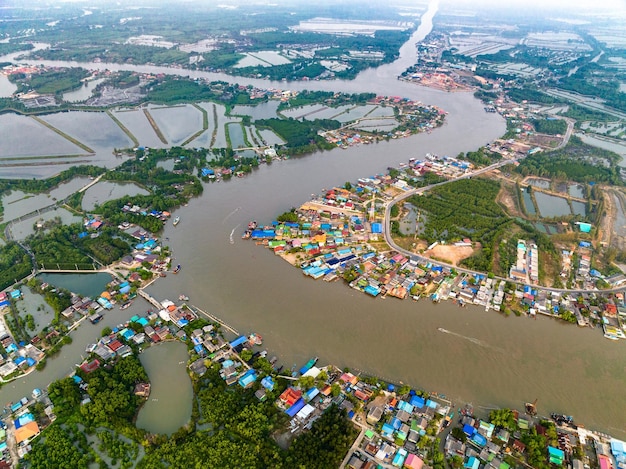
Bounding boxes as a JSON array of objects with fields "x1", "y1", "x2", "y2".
[{"x1": 1, "y1": 0, "x2": 625, "y2": 439}]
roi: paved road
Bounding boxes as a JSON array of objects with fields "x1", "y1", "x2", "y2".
[{"x1": 382, "y1": 160, "x2": 626, "y2": 296}]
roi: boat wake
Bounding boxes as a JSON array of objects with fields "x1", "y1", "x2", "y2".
[
  {"x1": 437, "y1": 327, "x2": 503, "y2": 352},
  {"x1": 229, "y1": 225, "x2": 240, "y2": 244},
  {"x1": 222, "y1": 206, "x2": 241, "y2": 224}
]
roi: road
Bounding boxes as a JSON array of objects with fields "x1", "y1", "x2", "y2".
[
  {"x1": 554, "y1": 117, "x2": 575, "y2": 151},
  {"x1": 382, "y1": 160, "x2": 626, "y2": 295}
]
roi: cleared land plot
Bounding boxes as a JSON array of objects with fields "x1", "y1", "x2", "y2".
[
  {"x1": 111, "y1": 108, "x2": 165, "y2": 148},
  {"x1": 148, "y1": 104, "x2": 203, "y2": 146},
  {"x1": 0, "y1": 114, "x2": 86, "y2": 158},
  {"x1": 41, "y1": 111, "x2": 133, "y2": 150},
  {"x1": 425, "y1": 244, "x2": 476, "y2": 266}
]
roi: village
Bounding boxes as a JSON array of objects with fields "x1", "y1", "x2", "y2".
[
  {"x1": 243, "y1": 150, "x2": 626, "y2": 343},
  {"x1": 1, "y1": 283, "x2": 625, "y2": 469}
]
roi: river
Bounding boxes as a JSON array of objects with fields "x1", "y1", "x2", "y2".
[{"x1": 1, "y1": 0, "x2": 625, "y2": 439}]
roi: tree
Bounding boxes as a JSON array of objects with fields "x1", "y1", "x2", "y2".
[
  {"x1": 489, "y1": 408, "x2": 516, "y2": 431},
  {"x1": 451, "y1": 427, "x2": 467, "y2": 442}
]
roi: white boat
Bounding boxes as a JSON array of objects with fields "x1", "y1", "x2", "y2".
[{"x1": 173, "y1": 216, "x2": 180, "y2": 226}]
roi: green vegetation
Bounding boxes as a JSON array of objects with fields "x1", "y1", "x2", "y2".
[
  {"x1": 36, "y1": 44, "x2": 189, "y2": 67},
  {"x1": 406, "y1": 178, "x2": 510, "y2": 271},
  {"x1": 25, "y1": 424, "x2": 92, "y2": 469},
  {"x1": 531, "y1": 118, "x2": 567, "y2": 135},
  {"x1": 560, "y1": 104, "x2": 614, "y2": 122},
  {"x1": 0, "y1": 242, "x2": 32, "y2": 291},
  {"x1": 0, "y1": 165, "x2": 104, "y2": 219},
  {"x1": 277, "y1": 209, "x2": 299, "y2": 223},
  {"x1": 10, "y1": 67, "x2": 89, "y2": 95},
  {"x1": 0, "y1": 42, "x2": 34, "y2": 56},
  {"x1": 460, "y1": 147, "x2": 502, "y2": 167},
  {"x1": 256, "y1": 117, "x2": 340, "y2": 154},
  {"x1": 556, "y1": 63, "x2": 626, "y2": 113},
  {"x1": 516, "y1": 136, "x2": 622, "y2": 185}
]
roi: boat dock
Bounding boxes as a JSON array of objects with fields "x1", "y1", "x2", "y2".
[{"x1": 189, "y1": 304, "x2": 238, "y2": 336}]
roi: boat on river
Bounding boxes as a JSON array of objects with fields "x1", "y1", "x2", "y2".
[
  {"x1": 299, "y1": 357, "x2": 318, "y2": 375},
  {"x1": 173, "y1": 264, "x2": 181, "y2": 274},
  {"x1": 89, "y1": 314, "x2": 103, "y2": 324},
  {"x1": 551, "y1": 413, "x2": 574, "y2": 426},
  {"x1": 248, "y1": 333, "x2": 263, "y2": 346},
  {"x1": 120, "y1": 301, "x2": 132, "y2": 310},
  {"x1": 179, "y1": 294, "x2": 189, "y2": 301},
  {"x1": 173, "y1": 216, "x2": 180, "y2": 226}
]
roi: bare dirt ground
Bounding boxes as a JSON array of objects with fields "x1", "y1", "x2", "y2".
[
  {"x1": 423, "y1": 244, "x2": 476, "y2": 266},
  {"x1": 495, "y1": 179, "x2": 523, "y2": 218}
]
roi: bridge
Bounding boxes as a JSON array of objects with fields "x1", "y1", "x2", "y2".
[{"x1": 137, "y1": 289, "x2": 164, "y2": 311}]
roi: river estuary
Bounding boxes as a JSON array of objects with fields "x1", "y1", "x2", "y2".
[{"x1": 0, "y1": 0, "x2": 625, "y2": 439}]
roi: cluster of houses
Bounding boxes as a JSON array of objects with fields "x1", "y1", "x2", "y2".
[
  {"x1": 442, "y1": 408, "x2": 626, "y2": 469},
  {"x1": 0, "y1": 290, "x2": 47, "y2": 380},
  {"x1": 3, "y1": 388, "x2": 55, "y2": 461},
  {"x1": 346, "y1": 384, "x2": 453, "y2": 469},
  {"x1": 243, "y1": 157, "x2": 626, "y2": 341}
]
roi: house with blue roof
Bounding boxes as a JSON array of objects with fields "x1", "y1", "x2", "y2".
[
  {"x1": 464, "y1": 456, "x2": 480, "y2": 469},
  {"x1": 397, "y1": 400, "x2": 414, "y2": 414},
  {"x1": 381, "y1": 423, "x2": 395, "y2": 439},
  {"x1": 261, "y1": 376, "x2": 275, "y2": 391},
  {"x1": 238, "y1": 369, "x2": 257, "y2": 388},
  {"x1": 392, "y1": 448, "x2": 407, "y2": 467}
]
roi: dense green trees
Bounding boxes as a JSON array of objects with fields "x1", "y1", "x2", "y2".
[
  {"x1": 25, "y1": 425, "x2": 92, "y2": 469},
  {"x1": 285, "y1": 404, "x2": 357, "y2": 468},
  {"x1": 48, "y1": 377, "x2": 82, "y2": 420},
  {"x1": 10, "y1": 67, "x2": 89, "y2": 95},
  {"x1": 0, "y1": 242, "x2": 32, "y2": 291},
  {"x1": 516, "y1": 138, "x2": 622, "y2": 185},
  {"x1": 531, "y1": 118, "x2": 567, "y2": 135},
  {"x1": 256, "y1": 117, "x2": 340, "y2": 151}
]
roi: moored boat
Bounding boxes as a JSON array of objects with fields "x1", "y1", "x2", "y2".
[
  {"x1": 299, "y1": 357, "x2": 318, "y2": 375},
  {"x1": 173, "y1": 264, "x2": 181, "y2": 274},
  {"x1": 248, "y1": 332, "x2": 263, "y2": 346},
  {"x1": 179, "y1": 294, "x2": 189, "y2": 301}
]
